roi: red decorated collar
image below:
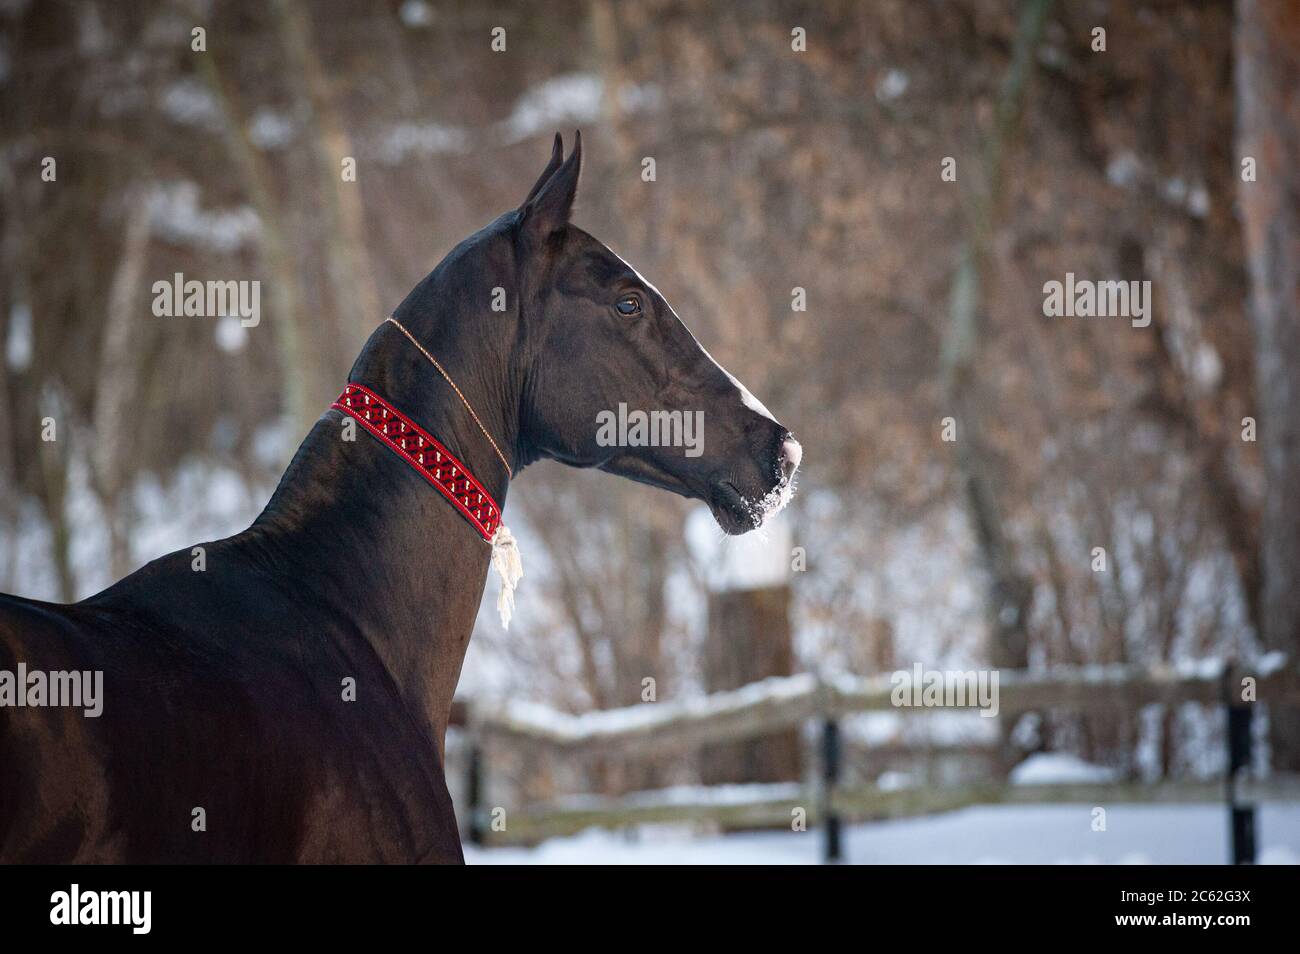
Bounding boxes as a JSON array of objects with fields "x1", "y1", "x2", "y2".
[{"x1": 332, "y1": 382, "x2": 502, "y2": 541}]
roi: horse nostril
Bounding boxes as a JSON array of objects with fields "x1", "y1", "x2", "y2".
[{"x1": 779, "y1": 443, "x2": 800, "y2": 481}]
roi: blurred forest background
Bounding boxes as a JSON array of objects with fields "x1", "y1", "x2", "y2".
[{"x1": 1, "y1": 0, "x2": 1298, "y2": 793}]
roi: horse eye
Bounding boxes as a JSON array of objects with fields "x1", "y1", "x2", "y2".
[{"x1": 615, "y1": 296, "x2": 642, "y2": 316}]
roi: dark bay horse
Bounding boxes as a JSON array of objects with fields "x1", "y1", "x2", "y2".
[{"x1": 0, "y1": 133, "x2": 801, "y2": 863}]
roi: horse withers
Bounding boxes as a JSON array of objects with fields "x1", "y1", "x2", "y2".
[{"x1": 0, "y1": 132, "x2": 801, "y2": 863}]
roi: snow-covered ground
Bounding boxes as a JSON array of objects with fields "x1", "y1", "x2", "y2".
[{"x1": 465, "y1": 802, "x2": 1300, "y2": 865}]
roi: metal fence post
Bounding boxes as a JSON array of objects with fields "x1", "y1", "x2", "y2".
[
  {"x1": 1223, "y1": 663, "x2": 1256, "y2": 865},
  {"x1": 466, "y1": 739, "x2": 485, "y2": 846},
  {"x1": 821, "y1": 716, "x2": 842, "y2": 863}
]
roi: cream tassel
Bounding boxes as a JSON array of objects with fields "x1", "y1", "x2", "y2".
[{"x1": 490, "y1": 525, "x2": 523, "y2": 629}]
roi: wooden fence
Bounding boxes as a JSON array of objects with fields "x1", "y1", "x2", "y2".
[{"x1": 456, "y1": 656, "x2": 1300, "y2": 861}]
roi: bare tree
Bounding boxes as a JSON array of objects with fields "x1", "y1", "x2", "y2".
[{"x1": 1235, "y1": 0, "x2": 1300, "y2": 768}]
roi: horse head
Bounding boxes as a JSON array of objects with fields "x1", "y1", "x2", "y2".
[
  {"x1": 512, "y1": 133, "x2": 795, "y2": 535},
  {"x1": 377, "y1": 132, "x2": 800, "y2": 534}
]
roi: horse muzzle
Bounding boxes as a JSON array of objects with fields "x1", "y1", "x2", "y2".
[{"x1": 707, "y1": 431, "x2": 801, "y2": 535}]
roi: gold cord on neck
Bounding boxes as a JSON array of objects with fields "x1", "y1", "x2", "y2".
[{"x1": 384, "y1": 316, "x2": 512, "y2": 477}]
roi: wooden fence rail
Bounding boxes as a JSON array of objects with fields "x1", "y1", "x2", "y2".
[
  {"x1": 466, "y1": 656, "x2": 1300, "y2": 754},
  {"x1": 490, "y1": 777, "x2": 1300, "y2": 847},
  {"x1": 458, "y1": 655, "x2": 1300, "y2": 859}
]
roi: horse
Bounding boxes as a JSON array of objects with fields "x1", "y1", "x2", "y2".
[{"x1": 0, "y1": 133, "x2": 801, "y2": 863}]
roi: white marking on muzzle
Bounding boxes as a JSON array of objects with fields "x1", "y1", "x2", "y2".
[
  {"x1": 781, "y1": 436, "x2": 802, "y2": 473},
  {"x1": 719, "y1": 363, "x2": 777, "y2": 422},
  {"x1": 749, "y1": 436, "x2": 800, "y2": 526}
]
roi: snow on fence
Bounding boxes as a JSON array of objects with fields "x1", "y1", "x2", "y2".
[
  {"x1": 466, "y1": 656, "x2": 1298, "y2": 755},
  {"x1": 456, "y1": 656, "x2": 1300, "y2": 856}
]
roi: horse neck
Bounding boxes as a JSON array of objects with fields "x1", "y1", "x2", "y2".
[{"x1": 249, "y1": 330, "x2": 516, "y2": 748}]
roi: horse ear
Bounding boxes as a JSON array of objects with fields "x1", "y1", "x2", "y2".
[
  {"x1": 521, "y1": 133, "x2": 564, "y2": 207},
  {"x1": 521, "y1": 130, "x2": 581, "y2": 241}
]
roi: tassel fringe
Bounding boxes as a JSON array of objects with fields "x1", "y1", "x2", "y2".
[{"x1": 490, "y1": 525, "x2": 523, "y2": 629}]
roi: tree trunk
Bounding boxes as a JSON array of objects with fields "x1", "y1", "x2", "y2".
[
  {"x1": 192, "y1": 28, "x2": 315, "y2": 443},
  {"x1": 941, "y1": 0, "x2": 1052, "y2": 670},
  {"x1": 92, "y1": 196, "x2": 151, "y2": 580},
  {"x1": 941, "y1": 0, "x2": 1053, "y2": 773},
  {"x1": 1235, "y1": 0, "x2": 1300, "y2": 769},
  {"x1": 274, "y1": 0, "x2": 381, "y2": 356},
  {"x1": 38, "y1": 424, "x2": 75, "y2": 603}
]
